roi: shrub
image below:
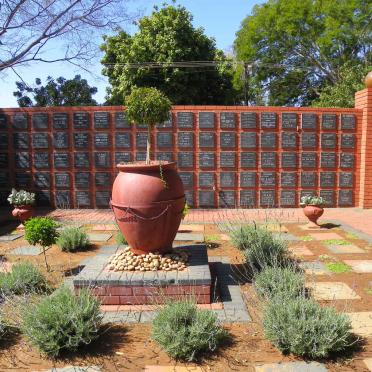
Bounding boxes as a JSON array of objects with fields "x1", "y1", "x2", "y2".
[
  {"x1": 7, "y1": 188, "x2": 35, "y2": 206},
  {"x1": 325, "y1": 262, "x2": 352, "y2": 273},
  {"x1": 22, "y1": 286, "x2": 102, "y2": 358},
  {"x1": 57, "y1": 227, "x2": 90, "y2": 252},
  {"x1": 116, "y1": 231, "x2": 128, "y2": 245},
  {"x1": 263, "y1": 297, "x2": 352, "y2": 358},
  {"x1": 151, "y1": 300, "x2": 227, "y2": 361},
  {"x1": 254, "y1": 266, "x2": 304, "y2": 300},
  {"x1": 0, "y1": 262, "x2": 47, "y2": 296}
]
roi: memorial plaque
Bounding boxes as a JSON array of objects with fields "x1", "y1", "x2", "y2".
[
  {"x1": 281, "y1": 172, "x2": 297, "y2": 187},
  {"x1": 220, "y1": 172, "x2": 235, "y2": 187},
  {"x1": 32, "y1": 133, "x2": 49, "y2": 149},
  {"x1": 53, "y1": 113, "x2": 68, "y2": 129},
  {"x1": 281, "y1": 132, "x2": 297, "y2": 149},
  {"x1": 34, "y1": 173, "x2": 50, "y2": 188},
  {"x1": 0, "y1": 153, "x2": 8, "y2": 168},
  {"x1": 55, "y1": 191, "x2": 71, "y2": 207},
  {"x1": 73, "y1": 112, "x2": 89, "y2": 129},
  {"x1": 339, "y1": 190, "x2": 353, "y2": 206},
  {"x1": 199, "y1": 190, "x2": 215, "y2": 207},
  {"x1": 282, "y1": 113, "x2": 297, "y2": 129},
  {"x1": 75, "y1": 152, "x2": 90, "y2": 168},
  {"x1": 220, "y1": 132, "x2": 236, "y2": 148},
  {"x1": 76, "y1": 191, "x2": 90, "y2": 207},
  {"x1": 261, "y1": 112, "x2": 277, "y2": 129},
  {"x1": 115, "y1": 152, "x2": 131, "y2": 164},
  {"x1": 55, "y1": 173, "x2": 70, "y2": 188},
  {"x1": 220, "y1": 152, "x2": 235, "y2": 168},
  {"x1": 32, "y1": 113, "x2": 48, "y2": 129},
  {"x1": 115, "y1": 133, "x2": 131, "y2": 148},
  {"x1": 53, "y1": 132, "x2": 69, "y2": 148},
  {"x1": 185, "y1": 190, "x2": 194, "y2": 207},
  {"x1": 136, "y1": 152, "x2": 146, "y2": 161},
  {"x1": 177, "y1": 112, "x2": 193, "y2": 128},
  {"x1": 0, "y1": 134, "x2": 8, "y2": 149},
  {"x1": 341, "y1": 114, "x2": 356, "y2": 130},
  {"x1": 199, "y1": 132, "x2": 215, "y2": 147},
  {"x1": 15, "y1": 153, "x2": 29, "y2": 168},
  {"x1": 240, "y1": 190, "x2": 256, "y2": 207},
  {"x1": 240, "y1": 172, "x2": 256, "y2": 187},
  {"x1": 199, "y1": 172, "x2": 214, "y2": 187},
  {"x1": 301, "y1": 172, "x2": 317, "y2": 187},
  {"x1": 54, "y1": 153, "x2": 69, "y2": 168},
  {"x1": 157, "y1": 132, "x2": 173, "y2": 148},
  {"x1": 95, "y1": 152, "x2": 110, "y2": 168},
  {"x1": 220, "y1": 112, "x2": 236, "y2": 128},
  {"x1": 178, "y1": 152, "x2": 193, "y2": 168},
  {"x1": 301, "y1": 152, "x2": 317, "y2": 168},
  {"x1": 94, "y1": 133, "x2": 110, "y2": 148},
  {"x1": 281, "y1": 152, "x2": 297, "y2": 168},
  {"x1": 321, "y1": 133, "x2": 337, "y2": 149},
  {"x1": 156, "y1": 152, "x2": 173, "y2": 162},
  {"x1": 302, "y1": 133, "x2": 317, "y2": 149},
  {"x1": 219, "y1": 191, "x2": 235, "y2": 208},
  {"x1": 341, "y1": 134, "x2": 355, "y2": 149},
  {"x1": 240, "y1": 112, "x2": 256, "y2": 129},
  {"x1": 95, "y1": 172, "x2": 111, "y2": 187},
  {"x1": 178, "y1": 132, "x2": 193, "y2": 148},
  {"x1": 280, "y1": 190, "x2": 296, "y2": 206},
  {"x1": 0, "y1": 172, "x2": 8, "y2": 187},
  {"x1": 15, "y1": 173, "x2": 31, "y2": 187},
  {"x1": 33, "y1": 152, "x2": 49, "y2": 168},
  {"x1": 320, "y1": 190, "x2": 334, "y2": 206},
  {"x1": 262, "y1": 152, "x2": 277, "y2": 168},
  {"x1": 301, "y1": 113, "x2": 317, "y2": 130},
  {"x1": 241, "y1": 132, "x2": 256, "y2": 148},
  {"x1": 340, "y1": 153, "x2": 354, "y2": 168},
  {"x1": 260, "y1": 172, "x2": 276, "y2": 187},
  {"x1": 0, "y1": 114, "x2": 7, "y2": 130},
  {"x1": 260, "y1": 190, "x2": 276, "y2": 206},
  {"x1": 136, "y1": 132, "x2": 148, "y2": 148},
  {"x1": 115, "y1": 112, "x2": 129, "y2": 128},
  {"x1": 94, "y1": 112, "x2": 109, "y2": 129},
  {"x1": 339, "y1": 172, "x2": 353, "y2": 187},
  {"x1": 321, "y1": 152, "x2": 336, "y2": 168},
  {"x1": 241, "y1": 152, "x2": 257, "y2": 168},
  {"x1": 74, "y1": 133, "x2": 90, "y2": 148},
  {"x1": 261, "y1": 132, "x2": 277, "y2": 148},
  {"x1": 75, "y1": 172, "x2": 90, "y2": 188},
  {"x1": 36, "y1": 191, "x2": 51, "y2": 206},
  {"x1": 199, "y1": 152, "x2": 215, "y2": 168},
  {"x1": 199, "y1": 112, "x2": 214, "y2": 129},
  {"x1": 322, "y1": 114, "x2": 337, "y2": 130},
  {"x1": 179, "y1": 172, "x2": 193, "y2": 188},
  {"x1": 320, "y1": 172, "x2": 335, "y2": 187},
  {"x1": 13, "y1": 113, "x2": 27, "y2": 129},
  {"x1": 13, "y1": 133, "x2": 29, "y2": 149}
]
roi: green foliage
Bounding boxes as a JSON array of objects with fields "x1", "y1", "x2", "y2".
[
  {"x1": 151, "y1": 300, "x2": 227, "y2": 361},
  {"x1": 13, "y1": 75, "x2": 98, "y2": 107},
  {"x1": 24, "y1": 217, "x2": 59, "y2": 248},
  {"x1": 263, "y1": 297, "x2": 352, "y2": 358},
  {"x1": 325, "y1": 262, "x2": 352, "y2": 273},
  {"x1": 300, "y1": 195, "x2": 324, "y2": 207},
  {"x1": 56, "y1": 227, "x2": 90, "y2": 252},
  {"x1": 7, "y1": 188, "x2": 35, "y2": 206},
  {"x1": 299, "y1": 235, "x2": 313, "y2": 242},
  {"x1": 116, "y1": 231, "x2": 127, "y2": 245},
  {"x1": 0, "y1": 262, "x2": 47, "y2": 295},
  {"x1": 324, "y1": 239, "x2": 350, "y2": 246},
  {"x1": 22, "y1": 286, "x2": 102, "y2": 358}
]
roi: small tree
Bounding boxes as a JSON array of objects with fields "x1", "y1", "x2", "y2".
[
  {"x1": 126, "y1": 87, "x2": 172, "y2": 164},
  {"x1": 24, "y1": 217, "x2": 59, "y2": 272}
]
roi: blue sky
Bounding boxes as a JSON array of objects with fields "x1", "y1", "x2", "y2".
[{"x1": 0, "y1": 0, "x2": 262, "y2": 107}]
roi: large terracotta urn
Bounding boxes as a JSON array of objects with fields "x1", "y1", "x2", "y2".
[
  {"x1": 11, "y1": 205, "x2": 33, "y2": 223},
  {"x1": 303, "y1": 205, "x2": 324, "y2": 226},
  {"x1": 111, "y1": 161, "x2": 185, "y2": 255}
]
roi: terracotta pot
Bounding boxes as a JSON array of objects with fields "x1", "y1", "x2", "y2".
[
  {"x1": 365, "y1": 71, "x2": 372, "y2": 88},
  {"x1": 303, "y1": 205, "x2": 324, "y2": 225},
  {"x1": 12, "y1": 205, "x2": 33, "y2": 223},
  {"x1": 111, "y1": 161, "x2": 185, "y2": 255}
]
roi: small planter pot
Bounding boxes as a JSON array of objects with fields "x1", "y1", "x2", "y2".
[
  {"x1": 302, "y1": 205, "x2": 324, "y2": 226},
  {"x1": 12, "y1": 205, "x2": 34, "y2": 223}
]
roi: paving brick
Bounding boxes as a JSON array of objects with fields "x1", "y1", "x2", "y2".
[
  {"x1": 327, "y1": 245, "x2": 366, "y2": 254},
  {"x1": 308, "y1": 232, "x2": 344, "y2": 241},
  {"x1": 289, "y1": 245, "x2": 314, "y2": 257},
  {"x1": 37, "y1": 366, "x2": 101, "y2": 372},
  {"x1": 346, "y1": 312, "x2": 372, "y2": 337},
  {"x1": 255, "y1": 362, "x2": 328, "y2": 372},
  {"x1": 0, "y1": 233, "x2": 23, "y2": 241},
  {"x1": 91, "y1": 224, "x2": 118, "y2": 231},
  {"x1": 363, "y1": 358, "x2": 372, "y2": 371},
  {"x1": 87, "y1": 233, "x2": 112, "y2": 242},
  {"x1": 343, "y1": 260, "x2": 372, "y2": 273},
  {"x1": 307, "y1": 282, "x2": 360, "y2": 300}
]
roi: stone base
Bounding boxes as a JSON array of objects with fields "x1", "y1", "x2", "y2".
[{"x1": 73, "y1": 244, "x2": 211, "y2": 305}]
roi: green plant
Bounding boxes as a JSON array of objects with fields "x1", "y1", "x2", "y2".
[
  {"x1": 7, "y1": 188, "x2": 35, "y2": 206},
  {"x1": 324, "y1": 239, "x2": 350, "y2": 246},
  {"x1": 300, "y1": 195, "x2": 324, "y2": 207},
  {"x1": 0, "y1": 262, "x2": 47, "y2": 295},
  {"x1": 325, "y1": 262, "x2": 352, "y2": 273},
  {"x1": 24, "y1": 217, "x2": 59, "y2": 271},
  {"x1": 263, "y1": 297, "x2": 352, "y2": 358},
  {"x1": 181, "y1": 203, "x2": 190, "y2": 219},
  {"x1": 299, "y1": 235, "x2": 313, "y2": 241},
  {"x1": 151, "y1": 300, "x2": 227, "y2": 361},
  {"x1": 116, "y1": 231, "x2": 127, "y2": 245},
  {"x1": 56, "y1": 227, "x2": 90, "y2": 252},
  {"x1": 22, "y1": 286, "x2": 102, "y2": 358}
]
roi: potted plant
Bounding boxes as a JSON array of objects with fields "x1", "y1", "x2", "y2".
[
  {"x1": 7, "y1": 188, "x2": 35, "y2": 224},
  {"x1": 300, "y1": 195, "x2": 324, "y2": 227},
  {"x1": 111, "y1": 87, "x2": 186, "y2": 255}
]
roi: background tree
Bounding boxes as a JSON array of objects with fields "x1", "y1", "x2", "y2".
[
  {"x1": 13, "y1": 75, "x2": 98, "y2": 107},
  {"x1": 101, "y1": 4, "x2": 237, "y2": 105},
  {"x1": 234, "y1": 0, "x2": 372, "y2": 106}
]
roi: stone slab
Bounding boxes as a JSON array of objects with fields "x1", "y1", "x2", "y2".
[
  {"x1": 300, "y1": 261, "x2": 330, "y2": 275},
  {"x1": 255, "y1": 362, "x2": 328, "y2": 372},
  {"x1": 0, "y1": 233, "x2": 23, "y2": 241},
  {"x1": 91, "y1": 224, "x2": 118, "y2": 231},
  {"x1": 346, "y1": 312, "x2": 372, "y2": 337},
  {"x1": 307, "y1": 282, "x2": 360, "y2": 300},
  {"x1": 144, "y1": 366, "x2": 204, "y2": 372},
  {"x1": 289, "y1": 245, "x2": 314, "y2": 257},
  {"x1": 9, "y1": 246, "x2": 47, "y2": 256},
  {"x1": 87, "y1": 233, "x2": 112, "y2": 242},
  {"x1": 364, "y1": 358, "x2": 372, "y2": 371},
  {"x1": 175, "y1": 232, "x2": 204, "y2": 241},
  {"x1": 36, "y1": 366, "x2": 101, "y2": 372},
  {"x1": 178, "y1": 224, "x2": 205, "y2": 232},
  {"x1": 220, "y1": 233, "x2": 231, "y2": 241},
  {"x1": 273, "y1": 233, "x2": 299, "y2": 241},
  {"x1": 327, "y1": 245, "x2": 366, "y2": 254},
  {"x1": 343, "y1": 260, "x2": 372, "y2": 273},
  {"x1": 308, "y1": 232, "x2": 344, "y2": 241}
]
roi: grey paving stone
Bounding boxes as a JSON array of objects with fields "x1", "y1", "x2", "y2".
[
  {"x1": 273, "y1": 232, "x2": 299, "y2": 241},
  {"x1": 0, "y1": 233, "x2": 24, "y2": 241},
  {"x1": 175, "y1": 232, "x2": 204, "y2": 241},
  {"x1": 327, "y1": 244, "x2": 366, "y2": 254},
  {"x1": 87, "y1": 233, "x2": 112, "y2": 242},
  {"x1": 37, "y1": 365, "x2": 101, "y2": 372},
  {"x1": 300, "y1": 261, "x2": 330, "y2": 275},
  {"x1": 140, "y1": 311, "x2": 159, "y2": 323},
  {"x1": 255, "y1": 361, "x2": 328, "y2": 372},
  {"x1": 98, "y1": 245, "x2": 120, "y2": 254},
  {"x1": 102, "y1": 311, "x2": 141, "y2": 324},
  {"x1": 9, "y1": 245, "x2": 46, "y2": 255}
]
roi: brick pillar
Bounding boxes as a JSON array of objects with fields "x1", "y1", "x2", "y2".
[{"x1": 355, "y1": 76, "x2": 372, "y2": 208}]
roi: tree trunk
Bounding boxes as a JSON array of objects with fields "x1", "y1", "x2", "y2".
[
  {"x1": 146, "y1": 125, "x2": 151, "y2": 165},
  {"x1": 42, "y1": 246, "x2": 50, "y2": 272}
]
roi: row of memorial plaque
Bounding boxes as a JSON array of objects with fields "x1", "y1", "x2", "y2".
[{"x1": 0, "y1": 112, "x2": 356, "y2": 131}]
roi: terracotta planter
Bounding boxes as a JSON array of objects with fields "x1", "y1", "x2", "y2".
[
  {"x1": 302, "y1": 205, "x2": 324, "y2": 226},
  {"x1": 111, "y1": 161, "x2": 185, "y2": 255},
  {"x1": 12, "y1": 205, "x2": 33, "y2": 223}
]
